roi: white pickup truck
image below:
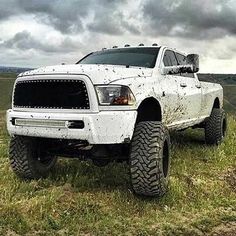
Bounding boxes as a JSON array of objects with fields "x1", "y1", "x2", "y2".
[{"x1": 7, "y1": 45, "x2": 227, "y2": 197}]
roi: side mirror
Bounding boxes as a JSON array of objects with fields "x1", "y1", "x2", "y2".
[{"x1": 186, "y1": 54, "x2": 199, "y2": 73}]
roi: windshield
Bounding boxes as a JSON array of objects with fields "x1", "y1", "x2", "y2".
[{"x1": 77, "y1": 47, "x2": 160, "y2": 68}]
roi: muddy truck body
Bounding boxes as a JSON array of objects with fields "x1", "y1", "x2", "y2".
[{"x1": 7, "y1": 45, "x2": 227, "y2": 197}]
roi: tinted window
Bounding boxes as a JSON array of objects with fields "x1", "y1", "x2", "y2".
[
  {"x1": 77, "y1": 47, "x2": 160, "y2": 68},
  {"x1": 163, "y1": 51, "x2": 172, "y2": 66},
  {"x1": 163, "y1": 50, "x2": 178, "y2": 66},
  {"x1": 176, "y1": 53, "x2": 186, "y2": 65}
]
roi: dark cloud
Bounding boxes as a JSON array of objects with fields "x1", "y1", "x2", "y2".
[
  {"x1": 88, "y1": 11, "x2": 140, "y2": 35},
  {"x1": 88, "y1": 14, "x2": 124, "y2": 35},
  {"x1": 87, "y1": 0, "x2": 139, "y2": 35},
  {"x1": 18, "y1": 0, "x2": 90, "y2": 34},
  {"x1": 0, "y1": 0, "x2": 18, "y2": 20},
  {"x1": 0, "y1": 31, "x2": 81, "y2": 53},
  {"x1": 142, "y1": 0, "x2": 236, "y2": 39},
  {"x1": 0, "y1": 0, "x2": 137, "y2": 35},
  {"x1": 0, "y1": 0, "x2": 236, "y2": 39}
]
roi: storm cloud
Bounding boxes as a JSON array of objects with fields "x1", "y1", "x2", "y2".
[
  {"x1": 18, "y1": 0, "x2": 91, "y2": 34},
  {"x1": 0, "y1": 0, "x2": 236, "y2": 72},
  {"x1": 0, "y1": 30, "x2": 81, "y2": 53},
  {"x1": 1, "y1": 0, "x2": 236, "y2": 38},
  {"x1": 142, "y1": 0, "x2": 236, "y2": 39},
  {"x1": 0, "y1": 0, "x2": 132, "y2": 35}
]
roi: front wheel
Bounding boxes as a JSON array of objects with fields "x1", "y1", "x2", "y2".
[
  {"x1": 205, "y1": 108, "x2": 227, "y2": 145},
  {"x1": 130, "y1": 121, "x2": 171, "y2": 197},
  {"x1": 9, "y1": 136, "x2": 57, "y2": 179}
]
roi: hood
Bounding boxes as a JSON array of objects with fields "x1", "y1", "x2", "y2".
[{"x1": 18, "y1": 64, "x2": 153, "y2": 84}]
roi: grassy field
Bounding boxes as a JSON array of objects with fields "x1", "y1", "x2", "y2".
[
  {"x1": 0, "y1": 79, "x2": 15, "y2": 110},
  {"x1": 222, "y1": 85, "x2": 236, "y2": 115},
  {"x1": 0, "y1": 72, "x2": 17, "y2": 79},
  {"x1": 0, "y1": 73, "x2": 236, "y2": 235},
  {"x1": 0, "y1": 110, "x2": 236, "y2": 235},
  {"x1": 223, "y1": 85, "x2": 236, "y2": 110},
  {"x1": 0, "y1": 73, "x2": 16, "y2": 111}
]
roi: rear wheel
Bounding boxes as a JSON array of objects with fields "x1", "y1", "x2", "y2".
[
  {"x1": 205, "y1": 108, "x2": 227, "y2": 145},
  {"x1": 9, "y1": 136, "x2": 57, "y2": 179},
  {"x1": 130, "y1": 121, "x2": 171, "y2": 197}
]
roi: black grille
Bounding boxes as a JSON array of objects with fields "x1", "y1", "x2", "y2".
[{"x1": 13, "y1": 79, "x2": 90, "y2": 109}]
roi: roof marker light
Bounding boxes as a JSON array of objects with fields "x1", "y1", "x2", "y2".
[
  {"x1": 124, "y1": 44, "x2": 130, "y2": 47},
  {"x1": 152, "y1": 43, "x2": 158, "y2": 46},
  {"x1": 139, "y1": 43, "x2": 144, "y2": 46}
]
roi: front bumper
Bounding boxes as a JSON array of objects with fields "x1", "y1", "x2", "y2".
[{"x1": 7, "y1": 109, "x2": 137, "y2": 144}]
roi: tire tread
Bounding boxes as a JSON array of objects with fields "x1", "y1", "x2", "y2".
[{"x1": 130, "y1": 121, "x2": 170, "y2": 197}]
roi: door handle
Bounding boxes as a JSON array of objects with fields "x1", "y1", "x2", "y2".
[
  {"x1": 180, "y1": 83, "x2": 187, "y2": 88},
  {"x1": 196, "y1": 84, "x2": 201, "y2": 89}
]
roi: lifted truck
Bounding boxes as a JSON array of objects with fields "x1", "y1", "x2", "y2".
[{"x1": 7, "y1": 45, "x2": 227, "y2": 197}]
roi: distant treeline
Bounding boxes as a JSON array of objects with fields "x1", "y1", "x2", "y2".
[
  {"x1": 0, "y1": 66, "x2": 33, "y2": 74},
  {"x1": 198, "y1": 73, "x2": 236, "y2": 85}
]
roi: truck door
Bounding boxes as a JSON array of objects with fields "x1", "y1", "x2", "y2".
[
  {"x1": 161, "y1": 50, "x2": 182, "y2": 125},
  {"x1": 175, "y1": 52, "x2": 202, "y2": 122}
]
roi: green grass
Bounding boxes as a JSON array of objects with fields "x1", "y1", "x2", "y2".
[
  {"x1": 223, "y1": 85, "x2": 236, "y2": 110},
  {"x1": 0, "y1": 72, "x2": 17, "y2": 79},
  {"x1": 0, "y1": 110, "x2": 235, "y2": 235},
  {"x1": 0, "y1": 79, "x2": 15, "y2": 110},
  {"x1": 0, "y1": 73, "x2": 16, "y2": 110},
  {"x1": 0, "y1": 76, "x2": 236, "y2": 235}
]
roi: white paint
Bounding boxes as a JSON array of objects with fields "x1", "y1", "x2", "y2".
[
  {"x1": 7, "y1": 110, "x2": 137, "y2": 144},
  {"x1": 7, "y1": 46, "x2": 223, "y2": 144}
]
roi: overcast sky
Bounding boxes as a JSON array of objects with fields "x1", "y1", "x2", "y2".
[{"x1": 0, "y1": 0, "x2": 236, "y2": 73}]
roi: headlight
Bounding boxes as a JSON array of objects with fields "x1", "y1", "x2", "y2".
[{"x1": 95, "y1": 85, "x2": 135, "y2": 105}]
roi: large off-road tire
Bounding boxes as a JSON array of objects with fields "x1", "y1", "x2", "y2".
[
  {"x1": 9, "y1": 136, "x2": 57, "y2": 179},
  {"x1": 205, "y1": 108, "x2": 227, "y2": 145},
  {"x1": 130, "y1": 121, "x2": 171, "y2": 197}
]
